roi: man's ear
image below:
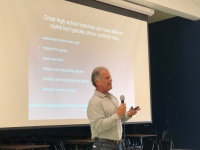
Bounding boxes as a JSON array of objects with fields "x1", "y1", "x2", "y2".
[{"x1": 95, "y1": 79, "x2": 99, "y2": 86}]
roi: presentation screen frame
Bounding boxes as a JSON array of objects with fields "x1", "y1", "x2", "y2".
[{"x1": 0, "y1": 0, "x2": 152, "y2": 129}]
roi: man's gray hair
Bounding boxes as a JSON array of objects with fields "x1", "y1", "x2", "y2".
[{"x1": 91, "y1": 66, "x2": 108, "y2": 87}]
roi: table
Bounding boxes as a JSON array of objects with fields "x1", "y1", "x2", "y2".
[
  {"x1": 126, "y1": 134, "x2": 157, "y2": 149},
  {"x1": 0, "y1": 145, "x2": 50, "y2": 150},
  {"x1": 61, "y1": 139, "x2": 94, "y2": 144},
  {"x1": 61, "y1": 139, "x2": 94, "y2": 150}
]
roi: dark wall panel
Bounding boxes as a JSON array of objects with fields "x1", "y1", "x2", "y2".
[{"x1": 149, "y1": 17, "x2": 200, "y2": 149}]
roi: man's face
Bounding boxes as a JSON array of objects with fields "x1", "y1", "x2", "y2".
[{"x1": 96, "y1": 69, "x2": 112, "y2": 94}]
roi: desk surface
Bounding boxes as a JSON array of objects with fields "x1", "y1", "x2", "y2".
[
  {"x1": 62, "y1": 139, "x2": 94, "y2": 144},
  {"x1": 0, "y1": 145, "x2": 50, "y2": 150},
  {"x1": 126, "y1": 134, "x2": 157, "y2": 138}
]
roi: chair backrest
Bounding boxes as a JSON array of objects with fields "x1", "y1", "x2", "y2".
[
  {"x1": 52, "y1": 140, "x2": 66, "y2": 150},
  {"x1": 162, "y1": 130, "x2": 172, "y2": 140}
]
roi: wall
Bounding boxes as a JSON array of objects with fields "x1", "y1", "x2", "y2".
[
  {"x1": 1, "y1": 16, "x2": 200, "y2": 150},
  {"x1": 149, "y1": 17, "x2": 200, "y2": 149}
]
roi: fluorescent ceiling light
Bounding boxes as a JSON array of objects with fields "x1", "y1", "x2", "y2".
[{"x1": 94, "y1": 0, "x2": 154, "y2": 16}]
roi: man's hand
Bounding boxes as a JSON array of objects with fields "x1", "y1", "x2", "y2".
[
  {"x1": 128, "y1": 106, "x2": 141, "y2": 117},
  {"x1": 116, "y1": 103, "x2": 126, "y2": 118}
]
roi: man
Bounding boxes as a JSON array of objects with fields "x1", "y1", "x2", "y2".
[{"x1": 87, "y1": 66, "x2": 140, "y2": 150}]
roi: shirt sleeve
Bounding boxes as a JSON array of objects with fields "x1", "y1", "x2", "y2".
[{"x1": 121, "y1": 112, "x2": 132, "y2": 123}]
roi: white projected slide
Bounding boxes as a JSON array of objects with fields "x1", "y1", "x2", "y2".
[{"x1": 0, "y1": 0, "x2": 151, "y2": 128}]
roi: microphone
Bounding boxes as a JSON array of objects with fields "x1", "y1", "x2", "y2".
[{"x1": 120, "y1": 95, "x2": 125, "y2": 104}]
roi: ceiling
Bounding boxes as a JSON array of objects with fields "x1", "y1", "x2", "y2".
[
  {"x1": 148, "y1": 10, "x2": 175, "y2": 24},
  {"x1": 126, "y1": 0, "x2": 200, "y2": 24}
]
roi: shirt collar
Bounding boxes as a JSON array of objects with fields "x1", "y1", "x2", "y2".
[{"x1": 94, "y1": 90, "x2": 111, "y2": 98}]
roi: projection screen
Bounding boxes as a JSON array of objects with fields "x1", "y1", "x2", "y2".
[{"x1": 0, "y1": 0, "x2": 151, "y2": 128}]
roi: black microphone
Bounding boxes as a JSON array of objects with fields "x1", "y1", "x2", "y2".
[{"x1": 120, "y1": 95, "x2": 125, "y2": 104}]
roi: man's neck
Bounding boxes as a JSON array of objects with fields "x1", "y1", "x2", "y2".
[{"x1": 96, "y1": 88, "x2": 108, "y2": 94}]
